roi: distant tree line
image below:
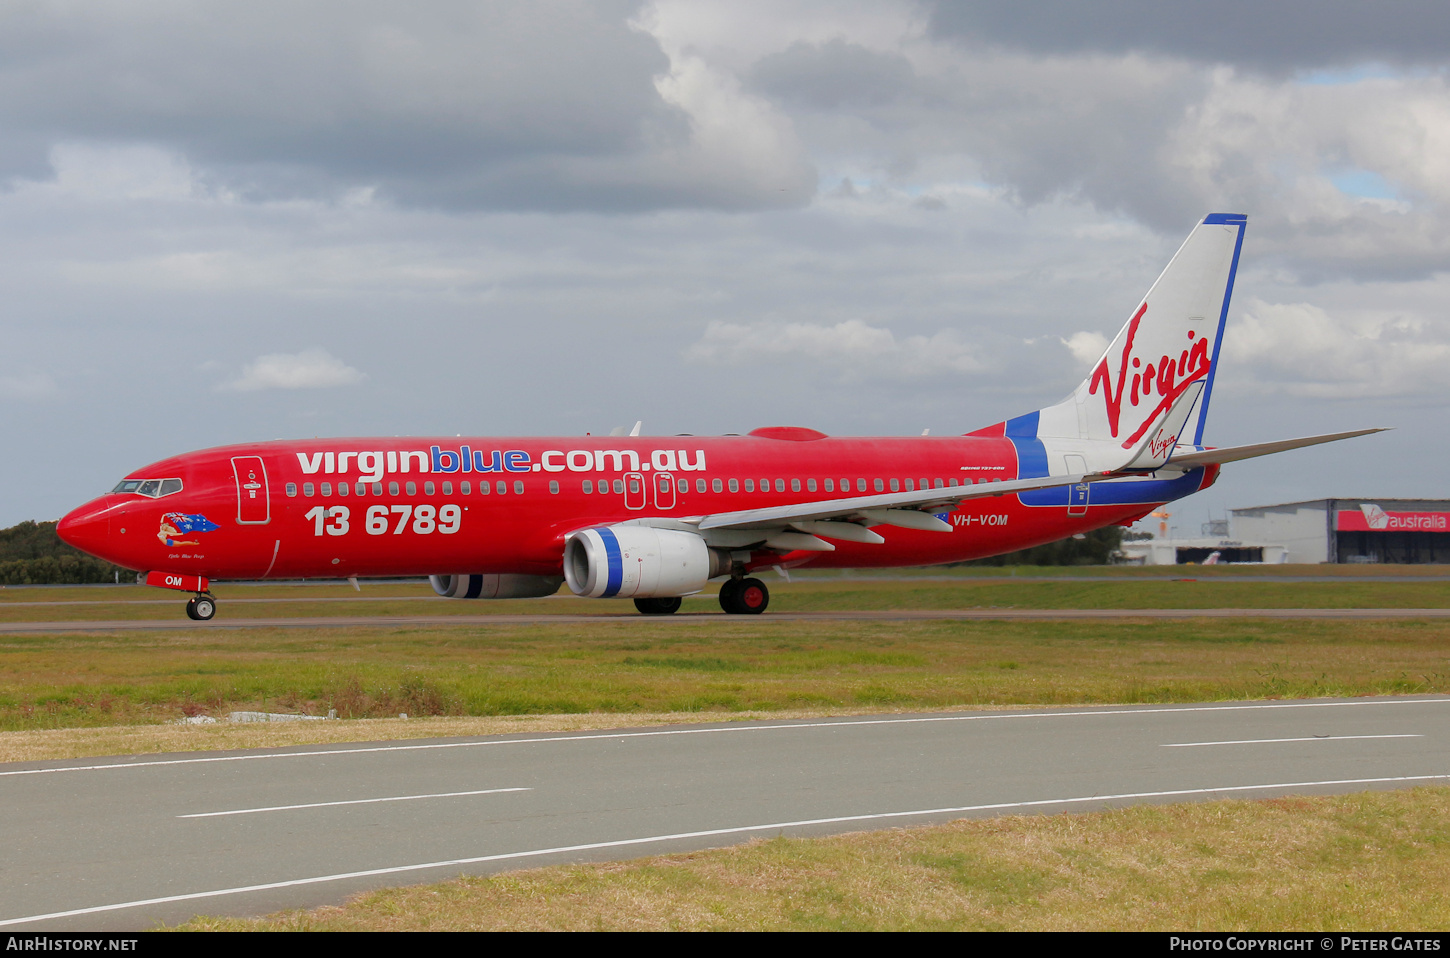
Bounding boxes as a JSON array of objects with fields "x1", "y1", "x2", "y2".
[
  {"x1": 0, "y1": 521, "x2": 135, "y2": 585},
  {"x1": 958, "y1": 525, "x2": 1125, "y2": 566}
]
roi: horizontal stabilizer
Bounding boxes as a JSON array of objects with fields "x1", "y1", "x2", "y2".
[{"x1": 1166, "y1": 428, "x2": 1388, "y2": 468}]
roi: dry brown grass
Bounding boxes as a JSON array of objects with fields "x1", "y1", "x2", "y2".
[
  {"x1": 0, "y1": 707, "x2": 940, "y2": 763},
  {"x1": 178, "y1": 787, "x2": 1450, "y2": 931}
]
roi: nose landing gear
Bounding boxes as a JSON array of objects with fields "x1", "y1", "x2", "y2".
[{"x1": 185, "y1": 594, "x2": 217, "y2": 621}]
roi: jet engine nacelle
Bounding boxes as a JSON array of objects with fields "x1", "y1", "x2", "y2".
[
  {"x1": 564, "y1": 525, "x2": 723, "y2": 598},
  {"x1": 429, "y1": 574, "x2": 564, "y2": 599}
]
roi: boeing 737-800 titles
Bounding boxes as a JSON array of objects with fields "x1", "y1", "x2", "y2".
[{"x1": 57, "y1": 214, "x2": 1380, "y2": 619}]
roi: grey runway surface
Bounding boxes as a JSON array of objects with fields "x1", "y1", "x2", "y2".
[
  {"x1": 3, "y1": 696, "x2": 1448, "y2": 930},
  {"x1": 2, "y1": 608, "x2": 1450, "y2": 632}
]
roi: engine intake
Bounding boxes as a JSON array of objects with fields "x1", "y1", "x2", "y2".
[
  {"x1": 429, "y1": 574, "x2": 563, "y2": 599},
  {"x1": 564, "y1": 526, "x2": 723, "y2": 598}
]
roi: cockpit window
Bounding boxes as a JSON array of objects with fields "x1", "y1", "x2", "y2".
[{"x1": 111, "y1": 477, "x2": 183, "y2": 498}]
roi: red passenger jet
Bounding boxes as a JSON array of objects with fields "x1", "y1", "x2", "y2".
[{"x1": 58, "y1": 214, "x2": 1379, "y2": 620}]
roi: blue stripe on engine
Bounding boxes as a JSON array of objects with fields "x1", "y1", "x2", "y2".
[
  {"x1": 1004, "y1": 411, "x2": 1050, "y2": 479},
  {"x1": 598, "y1": 528, "x2": 624, "y2": 597}
]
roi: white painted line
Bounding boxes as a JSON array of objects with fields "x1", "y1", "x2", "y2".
[
  {"x1": 1163, "y1": 735, "x2": 1423, "y2": 748},
  {"x1": 178, "y1": 787, "x2": 531, "y2": 818},
  {"x1": 4, "y1": 770, "x2": 1449, "y2": 928},
  {"x1": 4, "y1": 696, "x2": 1447, "y2": 778}
]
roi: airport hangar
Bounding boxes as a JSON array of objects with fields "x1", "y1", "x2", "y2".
[{"x1": 1120, "y1": 498, "x2": 1450, "y2": 565}]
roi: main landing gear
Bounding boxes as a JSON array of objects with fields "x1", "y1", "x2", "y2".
[
  {"x1": 185, "y1": 594, "x2": 217, "y2": 621},
  {"x1": 718, "y1": 577, "x2": 769, "y2": 615}
]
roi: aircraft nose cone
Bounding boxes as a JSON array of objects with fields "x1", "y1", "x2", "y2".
[{"x1": 57, "y1": 500, "x2": 112, "y2": 558}]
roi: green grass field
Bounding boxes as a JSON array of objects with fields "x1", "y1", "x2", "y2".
[
  {"x1": 0, "y1": 579, "x2": 1445, "y2": 733},
  {"x1": 0, "y1": 566, "x2": 1448, "y2": 621}
]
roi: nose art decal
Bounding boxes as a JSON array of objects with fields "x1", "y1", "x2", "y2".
[{"x1": 158, "y1": 512, "x2": 220, "y2": 547}]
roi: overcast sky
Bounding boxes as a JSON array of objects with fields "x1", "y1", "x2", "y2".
[{"x1": 3, "y1": 0, "x2": 1448, "y2": 535}]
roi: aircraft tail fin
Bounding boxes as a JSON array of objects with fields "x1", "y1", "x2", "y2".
[{"x1": 970, "y1": 213, "x2": 1247, "y2": 477}]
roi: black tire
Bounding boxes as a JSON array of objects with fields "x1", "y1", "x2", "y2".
[
  {"x1": 718, "y1": 579, "x2": 742, "y2": 614},
  {"x1": 634, "y1": 596, "x2": 682, "y2": 615},
  {"x1": 192, "y1": 595, "x2": 217, "y2": 621},
  {"x1": 184, "y1": 598, "x2": 199, "y2": 620},
  {"x1": 736, "y1": 578, "x2": 769, "y2": 614}
]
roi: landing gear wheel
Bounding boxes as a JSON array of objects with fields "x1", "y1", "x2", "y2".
[
  {"x1": 634, "y1": 596, "x2": 682, "y2": 615},
  {"x1": 720, "y1": 578, "x2": 768, "y2": 614},
  {"x1": 186, "y1": 595, "x2": 216, "y2": 621},
  {"x1": 736, "y1": 578, "x2": 769, "y2": 614},
  {"x1": 718, "y1": 578, "x2": 742, "y2": 614}
]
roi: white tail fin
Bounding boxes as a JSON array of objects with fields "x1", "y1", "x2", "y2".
[{"x1": 974, "y1": 214, "x2": 1246, "y2": 478}]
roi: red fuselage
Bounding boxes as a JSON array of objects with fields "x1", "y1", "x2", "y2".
[{"x1": 57, "y1": 431, "x2": 1217, "y2": 581}]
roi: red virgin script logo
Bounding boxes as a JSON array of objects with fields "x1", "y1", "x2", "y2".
[
  {"x1": 1088, "y1": 304, "x2": 1212, "y2": 449},
  {"x1": 1146, "y1": 433, "x2": 1178, "y2": 460}
]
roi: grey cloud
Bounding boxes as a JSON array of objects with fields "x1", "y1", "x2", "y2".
[
  {"x1": 927, "y1": 0, "x2": 1450, "y2": 74},
  {"x1": 0, "y1": 1, "x2": 814, "y2": 212},
  {"x1": 748, "y1": 38, "x2": 917, "y2": 110}
]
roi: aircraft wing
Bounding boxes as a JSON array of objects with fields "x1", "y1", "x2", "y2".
[
  {"x1": 694, "y1": 472, "x2": 1093, "y2": 536},
  {"x1": 1165, "y1": 428, "x2": 1388, "y2": 468}
]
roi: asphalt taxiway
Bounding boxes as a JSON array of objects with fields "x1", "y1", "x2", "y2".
[{"x1": 2, "y1": 696, "x2": 1447, "y2": 929}]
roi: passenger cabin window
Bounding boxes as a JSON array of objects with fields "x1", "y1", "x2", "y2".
[
  {"x1": 712, "y1": 479, "x2": 723, "y2": 493},
  {"x1": 372, "y1": 483, "x2": 383, "y2": 496},
  {"x1": 303, "y1": 482, "x2": 315, "y2": 497},
  {"x1": 498, "y1": 481, "x2": 508, "y2": 495},
  {"x1": 583, "y1": 479, "x2": 593, "y2": 494},
  {"x1": 549, "y1": 480, "x2": 559, "y2": 494},
  {"x1": 791, "y1": 479, "x2": 801, "y2": 492},
  {"x1": 337, "y1": 482, "x2": 348, "y2": 497},
  {"x1": 406, "y1": 481, "x2": 417, "y2": 496},
  {"x1": 678, "y1": 478, "x2": 688, "y2": 494},
  {"x1": 425, "y1": 481, "x2": 436, "y2": 495},
  {"x1": 321, "y1": 482, "x2": 332, "y2": 496},
  {"x1": 286, "y1": 482, "x2": 298, "y2": 497},
  {"x1": 775, "y1": 479, "x2": 785, "y2": 492},
  {"x1": 613, "y1": 479, "x2": 624, "y2": 494},
  {"x1": 513, "y1": 480, "x2": 524, "y2": 495},
  {"x1": 389, "y1": 482, "x2": 400, "y2": 496},
  {"x1": 460, "y1": 481, "x2": 471, "y2": 494},
  {"x1": 728, "y1": 479, "x2": 739, "y2": 492},
  {"x1": 857, "y1": 479, "x2": 867, "y2": 492},
  {"x1": 874, "y1": 479, "x2": 885, "y2": 492},
  {"x1": 479, "y1": 481, "x2": 490, "y2": 494},
  {"x1": 807, "y1": 479, "x2": 816, "y2": 492},
  {"x1": 439, "y1": 482, "x2": 449, "y2": 495},
  {"x1": 824, "y1": 479, "x2": 834, "y2": 492},
  {"x1": 891, "y1": 479, "x2": 901, "y2": 491},
  {"x1": 745, "y1": 479, "x2": 755, "y2": 492}
]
